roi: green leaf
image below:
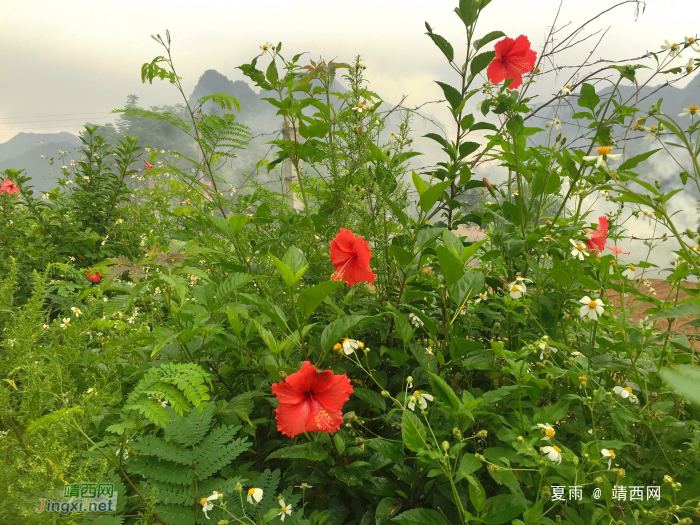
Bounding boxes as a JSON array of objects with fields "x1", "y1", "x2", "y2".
[
  {"x1": 227, "y1": 308, "x2": 246, "y2": 335},
  {"x1": 354, "y1": 387, "x2": 387, "y2": 411},
  {"x1": 578, "y1": 83, "x2": 600, "y2": 111},
  {"x1": 412, "y1": 171, "x2": 428, "y2": 196},
  {"x1": 227, "y1": 214, "x2": 249, "y2": 233},
  {"x1": 470, "y1": 121, "x2": 499, "y2": 132},
  {"x1": 649, "y1": 301, "x2": 700, "y2": 321},
  {"x1": 267, "y1": 442, "x2": 328, "y2": 461},
  {"x1": 449, "y1": 270, "x2": 484, "y2": 306},
  {"x1": 392, "y1": 311, "x2": 415, "y2": 343},
  {"x1": 376, "y1": 497, "x2": 403, "y2": 525},
  {"x1": 252, "y1": 319, "x2": 281, "y2": 355},
  {"x1": 436, "y1": 245, "x2": 464, "y2": 286},
  {"x1": 428, "y1": 372, "x2": 462, "y2": 410},
  {"x1": 458, "y1": 141, "x2": 480, "y2": 159},
  {"x1": 470, "y1": 51, "x2": 496, "y2": 77},
  {"x1": 265, "y1": 60, "x2": 279, "y2": 84},
  {"x1": 423, "y1": 133, "x2": 449, "y2": 149},
  {"x1": 474, "y1": 31, "x2": 506, "y2": 51},
  {"x1": 659, "y1": 366, "x2": 700, "y2": 405},
  {"x1": 435, "y1": 81, "x2": 463, "y2": 110},
  {"x1": 392, "y1": 508, "x2": 450, "y2": 525},
  {"x1": 385, "y1": 198, "x2": 408, "y2": 227},
  {"x1": 297, "y1": 281, "x2": 343, "y2": 317},
  {"x1": 483, "y1": 493, "x2": 526, "y2": 524},
  {"x1": 401, "y1": 410, "x2": 426, "y2": 452},
  {"x1": 270, "y1": 254, "x2": 296, "y2": 289},
  {"x1": 426, "y1": 32, "x2": 454, "y2": 63},
  {"x1": 468, "y1": 474, "x2": 486, "y2": 513},
  {"x1": 533, "y1": 399, "x2": 571, "y2": 424},
  {"x1": 366, "y1": 438, "x2": 404, "y2": 465},
  {"x1": 282, "y1": 246, "x2": 308, "y2": 275},
  {"x1": 419, "y1": 180, "x2": 452, "y2": 213},
  {"x1": 458, "y1": 454, "x2": 482, "y2": 476},
  {"x1": 618, "y1": 148, "x2": 661, "y2": 171},
  {"x1": 458, "y1": 0, "x2": 478, "y2": 26},
  {"x1": 321, "y1": 315, "x2": 366, "y2": 351}
]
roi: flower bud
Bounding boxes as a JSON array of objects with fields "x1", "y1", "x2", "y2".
[
  {"x1": 452, "y1": 427, "x2": 462, "y2": 439},
  {"x1": 594, "y1": 476, "x2": 603, "y2": 483},
  {"x1": 406, "y1": 376, "x2": 413, "y2": 385},
  {"x1": 654, "y1": 178, "x2": 661, "y2": 189},
  {"x1": 235, "y1": 482, "x2": 243, "y2": 493},
  {"x1": 476, "y1": 430, "x2": 488, "y2": 438},
  {"x1": 475, "y1": 453, "x2": 485, "y2": 462},
  {"x1": 441, "y1": 441, "x2": 450, "y2": 452},
  {"x1": 381, "y1": 390, "x2": 390, "y2": 398},
  {"x1": 517, "y1": 436, "x2": 524, "y2": 441}
]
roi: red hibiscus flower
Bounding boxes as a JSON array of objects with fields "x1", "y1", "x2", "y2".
[
  {"x1": 1, "y1": 178, "x2": 20, "y2": 195},
  {"x1": 85, "y1": 268, "x2": 102, "y2": 283},
  {"x1": 585, "y1": 216, "x2": 630, "y2": 255},
  {"x1": 144, "y1": 161, "x2": 154, "y2": 170},
  {"x1": 329, "y1": 228, "x2": 377, "y2": 287},
  {"x1": 271, "y1": 361, "x2": 353, "y2": 438},
  {"x1": 487, "y1": 35, "x2": 537, "y2": 90}
]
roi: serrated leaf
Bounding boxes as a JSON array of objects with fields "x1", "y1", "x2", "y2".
[
  {"x1": 419, "y1": 180, "x2": 452, "y2": 213},
  {"x1": 267, "y1": 441, "x2": 328, "y2": 461},
  {"x1": 470, "y1": 51, "x2": 495, "y2": 77},
  {"x1": 401, "y1": 410, "x2": 426, "y2": 452},
  {"x1": 297, "y1": 281, "x2": 344, "y2": 317},
  {"x1": 474, "y1": 30, "x2": 506, "y2": 51}
]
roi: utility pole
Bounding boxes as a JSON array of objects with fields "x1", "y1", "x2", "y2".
[{"x1": 282, "y1": 120, "x2": 304, "y2": 210}]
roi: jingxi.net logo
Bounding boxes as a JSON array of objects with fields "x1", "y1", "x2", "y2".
[{"x1": 35, "y1": 482, "x2": 118, "y2": 515}]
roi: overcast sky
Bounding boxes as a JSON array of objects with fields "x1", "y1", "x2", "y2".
[{"x1": 1, "y1": 0, "x2": 696, "y2": 144}]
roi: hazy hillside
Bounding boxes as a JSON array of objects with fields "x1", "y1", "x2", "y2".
[{"x1": 0, "y1": 132, "x2": 80, "y2": 163}]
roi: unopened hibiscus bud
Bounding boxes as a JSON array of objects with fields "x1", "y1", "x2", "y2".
[
  {"x1": 482, "y1": 177, "x2": 497, "y2": 198},
  {"x1": 279, "y1": 371, "x2": 287, "y2": 379}
]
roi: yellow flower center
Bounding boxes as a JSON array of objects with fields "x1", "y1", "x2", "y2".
[
  {"x1": 629, "y1": 264, "x2": 636, "y2": 271},
  {"x1": 689, "y1": 38, "x2": 696, "y2": 44},
  {"x1": 596, "y1": 146, "x2": 613, "y2": 155},
  {"x1": 281, "y1": 506, "x2": 287, "y2": 512},
  {"x1": 413, "y1": 390, "x2": 421, "y2": 396},
  {"x1": 588, "y1": 300, "x2": 598, "y2": 309},
  {"x1": 358, "y1": 103, "x2": 364, "y2": 108},
  {"x1": 553, "y1": 445, "x2": 562, "y2": 453},
  {"x1": 649, "y1": 126, "x2": 657, "y2": 132},
  {"x1": 672, "y1": 43, "x2": 679, "y2": 49},
  {"x1": 511, "y1": 285, "x2": 520, "y2": 292},
  {"x1": 633, "y1": 123, "x2": 640, "y2": 131},
  {"x1": 248, "y1": 488, "x2": 255, "y2": 495},
  {"x1": 545, "y1": 428, "x2": 555, "y2": 437},
  {"x1": 479, "y1": 294, "x2": 485, "y2": 299},
  {"x1": 579, "y1": 376, "x2": 587, "y2": 382},
  {"x1": 577, "y1": 244, "x2": 585, "y2": 251},
  {"x1": 609, "y1": 449, "x2": 616, "y2": 457},
  {"x1": 624, "y1": 386, "x2": 633, "y2": 393},
  {"x1": 545, "y1": 234, "x2": 551, "y2": 238},
  {"x1": 200, "y1": 498, "x2": 207, "y2": 506},
  {"x1": 690, "y1": 105, "x2": 699, "y2": 112},
  {"x1": 566, "y1": 85, "x2": 572, "y2": 90}
]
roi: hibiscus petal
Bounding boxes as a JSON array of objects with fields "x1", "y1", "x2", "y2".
[
  {"x1": 493, "y1": 37, "x2": 517, "y2": 60},
  {"x1": 352, "y1": 236, "x2": 372, "y2": 267},
  {"x1": 273, "y1": 361, "x2": 316, "y2": 400},
  {"x1": 304, "y1": 397, "x2": 343, "y2": 433},
  {"x1": 330, "y1": 228, "x2": 358, "y2": 268},
  {"x1": 502, "y1": 63, "x2": 525, "y2": 89},
  {"x1": 344, "y1": 263, "x2": 377, "y2": 287},
  {"x1": 275, "y1": 399, "x2": 313, "y2": 438},
  {"x1": 271, "y1": 381, "x2": 307, "y2": 405},
  {"x1": 487, "y1": 59, "x2": 507, "y2": 84},
  {"x1": 312, "y1": 373, "x2": 353, "y2": 412}
]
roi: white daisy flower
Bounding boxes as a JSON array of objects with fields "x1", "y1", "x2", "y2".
[
  {"x1": 537, "y1": 423, "x2": 556, "y2": 440},
  {"x1": 601, "y1": 448, "x2": 616, "y2": 470},
  {"x1": 558, "y1": 85, "x2": 572, "y2": 96},
  {"x1": 70, "y1": 306, "x2": 82, "y2": 317},
  {"x1": 509, "y1": 277, "x2": 532, "y2": 293},
  {"x1": 579, "y1": 296, "x2": 604, "y2": 321},
  {"x1": 341, "y1": 338, "x2": 364, "y2": 355},
  {"x1": 247, "y1": 487, "x2": 263, "y2": 505},
  {"x1": 509, "y1": 283, "x2": 525, "y2": 299},
  {"x1": 661, "y1": 40, "x2": 683, "y2": 58},
  {"x1": 475, "y1": 291, "x2": 488, "y2": 304},
  {"x1": 260, "y1": 42, "x2": 274, "y2": 54},
  {"x1": 622, "y1": 264, "x2": 636, "y2": 279},
  {"x1": 61, "y1": 318, "x2": 71, "y2": 329},
  {"x1": 278, "y1": 499, "x2": 293, "y2": 521},
  {"x1": 200, "y1": 492, "x2": 222, "y2": 519},
  {"x1": 295, "y1": 482, "x2": 313, "y2": 490},
  {"x1": 679, "y1": 105, "x2": 698, "y2": 117},
  {"x1": 408, "y1": 312, "x2": 424, "y2": 327},
  {"x1": 643, "y1": 125, "x2": 661, "y2": 141},
  {"x1": 571, "y1": 351, "x2": 584, "y2": 357},
  {"x1": 686, "y1": 36, "x2": 700, "y2": 52},
  {"x1": 569, "y1": 239, "x2": 588, "y2": 260},
  {"x1": 685, "y1": 58, "x2": 695, "y2": 74},
  {"x1": 407, "y1": 390, "x2": 434, "y2": 411},
  {"x1": 582, "y1": 146, "x2": 621, "y2": 169},
  {"x1": 541, "y1": 445, "x2": 562, "y2": 464},
  {"x1": 613, "y1": 385, "x2": 638, "y2": 403}
]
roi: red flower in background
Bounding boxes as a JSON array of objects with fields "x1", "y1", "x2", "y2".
[
  {"x1": 271, "y1": 361, "x2": 353, "y2": 438},
  {"x1": 585, "y1": 216, "x2": 630, "y2": 255},
  {"x1": 1, "y1": 178, "x2": 19, "y2": 195},
  {"x1": 86, "y1": 268, "x2": 102, "y2": 283},
  {"x1": 487, "y1": 35, "x2": 537, "y2": 89},
  {"x1": 144, "y1": 161, "x2": 154, "y2": 170},
  {"x1": 329, "y1": 229, "x2": 377, "y2": 287}
]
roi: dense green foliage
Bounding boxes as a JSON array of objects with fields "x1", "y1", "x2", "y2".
[{"x1": 2, "y1": 1, "x2": 700, "y2": 525}]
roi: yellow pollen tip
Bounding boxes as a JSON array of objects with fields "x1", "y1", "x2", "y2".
[
  {"x1": 588, "y1": 300, "x2": 598, "y2": 309},
  {"x1": 690, "y1": 105, "x2": 699, "y2": 111},
  {"x1": 596, "y1": 146, "x2": 613, "y2": 155},
  {"x1": 553, "y1": 445, "x2": 562, "y2": 453},
  {"x1": 625, "y1": 386, "x2": 633, "y2": 393},
  {"x1": 413, "y1": 390, "x2": 420, "y2": 396},
  {"x1": 200, "y1": 498, "x2": 207, "y2": 506},
  {"x1": 609, "y1": 449, "x2": 616, "y2": 457},
  {"x1": 545, "y1": 428, "x2": 555, "y2": 437},
  {"x1": 566, "y1": 84, "x2": 572, "y2": 89},
  {"x1": 579, "y1": 376, "x2": 587, "y2": 381},
  {"x1": 629, "y1": 264, "x2": 635, "y2": 271},
  {"x1": 248, "y1": 488, "x2": 255, "y2": 495}
]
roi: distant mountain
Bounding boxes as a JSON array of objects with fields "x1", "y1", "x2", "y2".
[
  {"x1": 0, "y1": 132, "x2": 79, "y2": 163},
  {"x1": 0, "y1": 141, "x2": 83, "y2": 193}
]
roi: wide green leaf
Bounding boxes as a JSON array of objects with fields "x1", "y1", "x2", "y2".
[
  {"x1": 435, "y1": 81, "x2": 462, "y2": 110},
  {"x1": 435, "y1": 245, "x2": 463, "y2": 286},
  {"x1": 392, "y1": 508, "x2": 450, "y2": 525},
  {"x1": 419, "y1": 180, "x2": 452, "y2": 212},
  {"x1": 578, "y1": 83, "x2": 600, "y2": 111},
  {"x1": 267, "y1": 442, "x2": 328, "y2": 461},
  {"x1": 659, "y1": 366, "x2": 700, "y2": 405},
  {"x1": 474, "y1": 30, "x2": 506, "y2": 51},
  {"x1": 401, "y1": 410, "x2": 426, "y2": 452},
  {"x1": 297, "y1": 281, "x2": 344, "y2": 317},
  {"x1": 227, "y1": 214, "x2": 249, "y2": 233},
  {"x1": 428, "y1": 372, "x2": 462, "y2": 410},
  {"x1": 449, "y1": 270, "x2": 485, "y2": 306},
  {"x1": 470, "y1": 51, "x2": 495, "y2": 77}
]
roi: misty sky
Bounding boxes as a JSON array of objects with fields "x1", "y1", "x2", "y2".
[{"x1": 1, "y1": 0, "x2": 696, "y2": 143}]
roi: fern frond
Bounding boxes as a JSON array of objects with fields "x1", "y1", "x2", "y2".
[
  {"x1": 147, "y1": 480, "x2": 194, "y2": 505},
  {"x1": 139, "y1": 459, "x2": 194, "y2": 486},
  {"x1": 26, "y1": 407, "x2": 84, "y2": 434},
  {"x1": 196, "y1": 93, "x2": 241, "y2": 112},
  {"x1": 198, "y1": 476, "x2": 246, "y2": 497},
  {"x1": 115, "y1": 108, "x2": 190, "y2": 131},
  {"x1": 130, "y1": 435, "x2": 192, "y2": 465},
  {"x1": 197, "y1": 114, "x2": 251, "y2": 160},
  {"x1": 155, "y1": 503, "x2": 196, "y2": 525}
]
